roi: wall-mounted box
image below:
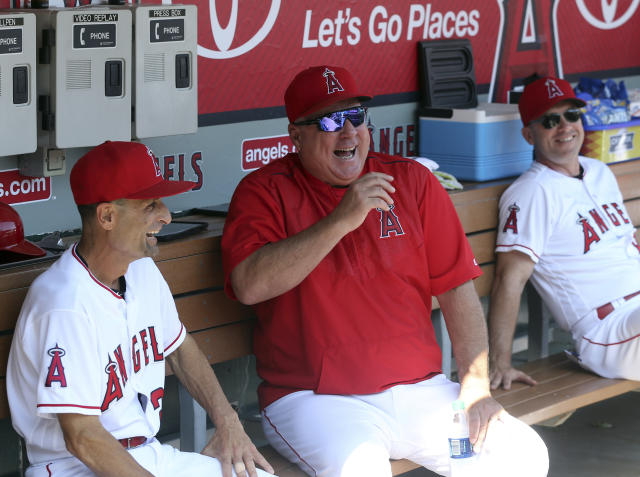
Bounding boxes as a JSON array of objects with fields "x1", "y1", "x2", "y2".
[
  {"x1": 132, "y1": 4, "x2": 197, "y2": 139},
  {"x1": 0, "y1": 12, "x2": 37, "y2": 157},
  {"x1": 34, "y1": 7, "x2": 131, "y2": 148}
]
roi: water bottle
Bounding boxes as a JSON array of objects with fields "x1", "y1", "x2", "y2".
[{"x1": 448, "y1": 400, "x2": 475, "y2": 476}]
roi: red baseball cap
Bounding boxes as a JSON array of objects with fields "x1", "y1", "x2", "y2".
[
  {"x1": 518, "y1": 77, "x2": 586, "y2": 126},
  {"x1": 0, "y1": 202, "x2": 46, "y2": 257},
  {"x1": 71, "y1": 141, "x2": 196, "y2": 205},
  {"x1": 284, "y1": 65, "x2": 372, "y2": 123}
]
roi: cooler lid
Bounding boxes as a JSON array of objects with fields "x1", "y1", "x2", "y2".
[{"x1": 420, "y1": 103, "x2": 521, "y2": 123}]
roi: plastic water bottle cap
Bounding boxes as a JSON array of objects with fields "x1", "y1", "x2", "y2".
[{"x1": 452, "y1": 400, "x2": 466, "y2": 411}]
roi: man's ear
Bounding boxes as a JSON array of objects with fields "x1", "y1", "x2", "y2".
[
  {"x1": 521, "y1": 126, "x2": 535, "y2": 145},
  {"x1": 289, "y1": 123, "x2": 302, "y2": 150},
  {"x1": 95, "y1": 202, "x2": 117, "y2": 230}
]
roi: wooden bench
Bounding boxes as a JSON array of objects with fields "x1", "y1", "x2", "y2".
[{"x1": 1, "y1": 160, "x2": 640, "y2": 476}]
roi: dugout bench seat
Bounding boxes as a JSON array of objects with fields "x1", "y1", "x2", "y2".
[{"x1": 1, "y1": 160, "x2": 640, "y2": 475}]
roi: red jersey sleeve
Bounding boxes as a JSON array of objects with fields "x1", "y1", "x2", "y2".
[
  {"x1": 221, "y1": 171, "x2": 288, "y2": 300},
  {"x1": 420, "y1": 170, "x2": 481, "y2": 295}
]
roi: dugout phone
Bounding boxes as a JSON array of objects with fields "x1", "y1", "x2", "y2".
[
  {"x1": 0, "y1": 12, "x2": 37, "y2": 157},
  {"x1": 132, "y1": 4, "x2": 197, "y2": 138},
  {"x1": 33, "y1": 7, "x2": 131, "y2": 148}
]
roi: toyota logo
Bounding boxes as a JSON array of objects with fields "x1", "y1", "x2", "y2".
[
  {"x1": 576, "y1": 0, "x2": 639, "y2": 30},
  {"x1": 196, "y1": 0, "x2": 280, "y2": 59}
]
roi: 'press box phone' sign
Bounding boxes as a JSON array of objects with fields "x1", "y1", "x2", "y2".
[{"x1": 149, "y1": 9, "x2": 186, "y2": 43}]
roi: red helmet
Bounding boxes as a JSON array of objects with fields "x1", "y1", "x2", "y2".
[{"x1": 0, "y1": 202, "x2": 46, "y2": 258}]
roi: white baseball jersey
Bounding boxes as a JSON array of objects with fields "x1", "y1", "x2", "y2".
[
  {"x1": 496, "y1": 157, "x2": 640, "y2": 335},
  {"x1": 7, "y1": 243, "x2": 186, "y2": 467}
]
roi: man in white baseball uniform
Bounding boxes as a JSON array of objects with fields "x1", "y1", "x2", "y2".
[
  {"x1": 7, "y1": 141, "x2": 274, "y2": 477},
  {"x1": 489, "y1": 77, "x2": 640, "y2": 390}
]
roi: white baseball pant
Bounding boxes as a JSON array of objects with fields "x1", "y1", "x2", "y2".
[
  {"x1": 262, "y1": 374, "x2": 548, "y2": 477},
  {"x1": 575, "y1": 294, "x2": 640, "y2": 380}
]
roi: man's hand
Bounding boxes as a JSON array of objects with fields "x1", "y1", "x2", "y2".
[
  {"x1": 437, "y1": 281, "x2": 504, "y2": 452},
  {"x1": 167, "y1": 336, "x2": 274, "y2": 476},
  {"x1": 202, "y1": 412, "x2": 274, "y2": 477},
  {"x1": 331, "y1": 172, "x2": 395, "y2": 233},
  {"x1": 463, "y1": 395, "x2": 505, "y2": 453},
  {"x1": 490, "y1": 363, "x2": 537, "y2": 390}
]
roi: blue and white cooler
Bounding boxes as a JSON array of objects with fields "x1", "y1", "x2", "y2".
[{"x1": 419, "y1": 103, "x2": 533, "y2": 182}]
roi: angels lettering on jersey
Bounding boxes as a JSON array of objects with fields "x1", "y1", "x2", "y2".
[
  {"x1": 43, "y1": 326, "x2": 165, "y2": 412},
  {"x1": 502, "y1": 201, "x2": 640, "y2": 254}
]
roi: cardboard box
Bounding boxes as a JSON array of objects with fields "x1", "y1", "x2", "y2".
[
  {"x1": 419, "y1": 103, "x2": 533, "y2": 181},
  {"x1": 628, "y1": 88, "x2": 640, "y2": 119},
  {"x1": 581, "y1": 119, "x2": 640, "y2": 164}
]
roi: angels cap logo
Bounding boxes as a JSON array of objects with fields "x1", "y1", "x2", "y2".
[
  {"x1": 576, "y1": 0, "x2": 639, "y2": 30},
  {"x1": 323, "y1": 68, "x2": 344, "y2": 94},
  {"x1": 545, "y1": 78, "x2": 564, "y2": 99},
  {"x1": 193, "y1": 0, "x2": 281, "y2": 59},
  {"x1": 145, "y1": 146, "x2": 162, "y2": 177}
]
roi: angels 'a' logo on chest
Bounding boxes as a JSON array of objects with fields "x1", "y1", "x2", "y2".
[{"x1": 376, "y1": 204, "x2": 405, "y2": 238}]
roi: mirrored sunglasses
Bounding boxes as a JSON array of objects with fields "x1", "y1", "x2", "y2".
[
  {"x1": 532, "y1": 108, "x2": 582, "y2": 129},
  {"x1": 294, "y1": 106, "x2": 368, "y2": 132}
]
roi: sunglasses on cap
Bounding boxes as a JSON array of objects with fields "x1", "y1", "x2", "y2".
[
  {"x1": 294, "y1": 106, "x2": 368, "y2": 132},
  {"x1": 531, "y1": 108, "x2": 582, "y2": 129}
]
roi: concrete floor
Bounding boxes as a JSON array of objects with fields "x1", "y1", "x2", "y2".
[{"x1": 536, "y1": 391, "x2": 640, "y2": 477}]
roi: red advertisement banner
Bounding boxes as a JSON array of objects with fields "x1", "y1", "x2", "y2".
[
  {"x1": 556, "y1": 0, "x2": 640, "y2": 77},
  {"x1": 184, "y1": 0, "x2": 639, "y2": 114},
  {"x1": 8, "y1": 1, "x2": 640, "y2": 113},
  {"x1": 191, "y1": 1, "x2": 500, "y2": 115},
  {"x1": 0, "y1": 169, "x2": 52, "y2": 205}
]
